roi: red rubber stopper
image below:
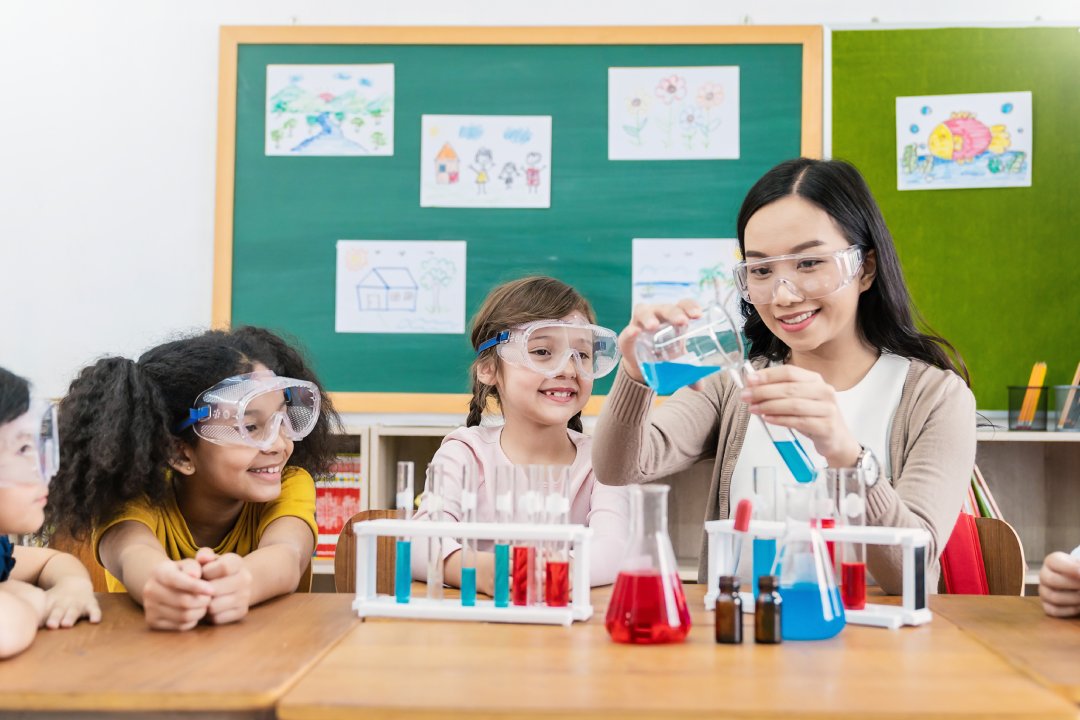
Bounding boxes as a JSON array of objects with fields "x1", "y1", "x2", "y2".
[{"x1": 734, "y1": 498, "x2": 753, "y2": 533}]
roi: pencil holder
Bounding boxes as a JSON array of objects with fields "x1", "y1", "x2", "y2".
[
  {"x1": 1008, "y1": 386, "x2": 1048, "y2": 431},
  {"x1": 1053, "y1": 385, "x2": 1080, "y2": 431}
]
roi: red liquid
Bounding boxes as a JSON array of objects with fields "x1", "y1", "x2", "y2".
[
  {"x1": 605, "y1": 571, "x2": 691, "y2": 644},
  {"x1": 511, "y1": 546, "x2": 535, "y2": 606},
  {"x1": 814, "y1": 517, "x2": 837, "y2": 565},
  {"x1": 545, "y1": 560, "x2": 570, "y2": 607},
  {"x1": 841, "y1": 561, "x2": 867, "y2": 610}
]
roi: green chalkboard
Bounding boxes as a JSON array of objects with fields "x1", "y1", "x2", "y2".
[
  {"x1": 217, "y1": 27, "x2": 821, "y2": 411},
  {"x1": 833, "y1": 28, "x2": 1080, "y2": 409}
]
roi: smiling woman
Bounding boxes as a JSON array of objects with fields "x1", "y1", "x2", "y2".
[
  {"x1": 594, "y1": 158, "x2": 977, "y2": 596},
  {"x1": 46, "y1": 327, "x2": 340, "y2": 631}
]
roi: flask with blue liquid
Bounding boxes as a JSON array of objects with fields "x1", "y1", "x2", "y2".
[
  {"x1": 634, "y1": 303, "x2": 817, "y2": 484},
  {"x1": 774, "y1": 482, "x2": 845, "y2": 641}
]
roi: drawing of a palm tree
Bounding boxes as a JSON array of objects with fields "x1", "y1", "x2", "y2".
[{"x1": 697, "y1": 263, "x2": 734, "y2": 306}]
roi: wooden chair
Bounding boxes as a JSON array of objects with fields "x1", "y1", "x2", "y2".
[
  {"x1": 939, "y1": 516, "x2": 1027, "y2": 596},
  {"x1": 334, "y1": 509, "x2": 404, "y2": 593},
  {"x1": 974, "y1": 516, "x2": 1026, "y2": 596}
]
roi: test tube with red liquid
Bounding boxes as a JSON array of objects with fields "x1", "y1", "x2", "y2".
[
  {"x1": 511, "y1": 466, "x2": 540, "y2": 606},
  {"x1": 831, "y1": 467, "x2": 868, "y2": 610},
  {"x1": 543, "y1": 466, "x2": 572, "y2": 607}
]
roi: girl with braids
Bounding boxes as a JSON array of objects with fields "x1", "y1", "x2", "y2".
[
  {"x1": 411, "y1": 276, "x2": 630, "y2": 592},
  {"x1": 593, "y1": 158, "x2": 976, "y2": 594},
  {"x1": 0, "y1": 367, "x2": 100, "y2": 658},
  {"x1": 48, "y1": 327, "x2": 339, "y2": 631}
]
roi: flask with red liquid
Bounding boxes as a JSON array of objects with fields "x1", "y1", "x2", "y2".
[{"x1": 605, "y1": 484, "x2": 691, "y2": 644}]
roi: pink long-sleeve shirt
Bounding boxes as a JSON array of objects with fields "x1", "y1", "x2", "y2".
[{"x1": 409, "y1": 425, "x2": 630, "y2": 586}]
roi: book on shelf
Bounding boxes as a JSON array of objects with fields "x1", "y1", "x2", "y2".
[{"x1": 315, "y1": 453, "x2": 367, "y2": 558}]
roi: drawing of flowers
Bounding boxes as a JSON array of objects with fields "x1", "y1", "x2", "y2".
[
  {"x1": 678, "y1": 107, "x2": 703, "y2": 150},
  {"x1": 622, "y1": 91, "x2": 651, "y2": 145},
  {"x1": 695, "y1": 83, "x2": 725, "y2": 148},
  {"x1": 655, "y1": 75, "x2": 687, "y2": 148}
]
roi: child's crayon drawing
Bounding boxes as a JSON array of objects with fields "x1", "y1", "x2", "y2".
[
  {"x1": 895, "y1": 91, "x2": 1032, "y2": 190},
  {"x1": 609, "y1": 67, "x2": 740, "y2": 160},
  {"x1": 632, "y1": 239, "x2": 743, "y2": 326},
  {"x1": 335, "y1": 241, "x2": 466, "y2": 334},
  {"x1": 420, "y1": 115, "x2": 552, "y2": 209},
  {"x1": 266, "y1": 64, "x2": 394, "y2": 156}
]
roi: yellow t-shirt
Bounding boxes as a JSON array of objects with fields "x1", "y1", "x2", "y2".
[{"x1": 93, "y1": 467, "x2": 318, "y2": 592}]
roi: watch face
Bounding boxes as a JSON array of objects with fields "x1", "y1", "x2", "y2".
[{"x1": 860, "y1": 449, "x2": 880, "y2": 487}]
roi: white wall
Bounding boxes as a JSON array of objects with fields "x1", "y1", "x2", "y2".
[{"x1": 1, "y1": 0, "x2": 1077, "y2": 396}]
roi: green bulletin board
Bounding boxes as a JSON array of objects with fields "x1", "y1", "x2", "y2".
[
  {"x1": 214, "y1": 26, "x2": 822, "y2": 412},
  {"x1": 833, "y1": 27, "x2": 1080, "y2": 409}
]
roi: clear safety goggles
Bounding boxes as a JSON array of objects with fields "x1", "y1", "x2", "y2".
[
  {"x1": 174, "y1": 371, "x2": 320, "y2": 451},
  {"x1": 733, "y1": 246, "x2": 864, "y2": 305},
  {"x1": 477, "y1": 320, "x2": 621, "y2": 380},
  {"x1": 0, "y1": 400, "x2": 59, "y2": 487}
]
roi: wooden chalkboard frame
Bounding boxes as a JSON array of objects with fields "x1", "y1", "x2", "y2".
[{"x1": 214, "y1": 26, "x2": 823, "y2": 413}]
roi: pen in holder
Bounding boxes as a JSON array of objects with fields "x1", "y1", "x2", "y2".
[
  {"x1": 1009, "y1": 385, "x2": 1048, "y2": 431},
  {"x1": 1054, "y1": 384, "x2": 1080, "y2": 431}
]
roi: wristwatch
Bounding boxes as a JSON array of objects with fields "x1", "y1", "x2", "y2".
[{"x1": 855, "y1": 445, "x2": 881, "y2": 489}]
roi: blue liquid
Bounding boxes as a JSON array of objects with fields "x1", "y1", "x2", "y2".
[
  {"x1": 461, "y1": 567, "x2": 477, "y2": 606},
  {"x1": 773, "y1": 438, "x2": 816, "y2": 484},
  {"x1": 641, "y1": 362, "x2": 720, "y2": 395},
  {"x1": 779, "y1": 583, "x2": 846, "y2": 640},
  {"x1": 394, "y1": 539, "x2": 412, "y2": 604},
  {"x1": 752, "y1": 538, "x2": 778, "y2": 596},
  {"x1": 494, "y1": 543, "x2": 510, "y2": 607}
]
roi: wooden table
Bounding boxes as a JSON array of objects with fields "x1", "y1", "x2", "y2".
[
  {"x1": 0, "y1": 593, "x2": 358, "y2": 719},
  {"x1": 277, "y1": 585, "x2": 1078, "y2": 719},
  {"x1": 931, "y1": 595, "x2": 1080, "y2": 704}
]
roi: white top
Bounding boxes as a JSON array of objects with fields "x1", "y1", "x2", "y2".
[{"x1": 728, "y1": 353, "x2": 911, "y2": 579}]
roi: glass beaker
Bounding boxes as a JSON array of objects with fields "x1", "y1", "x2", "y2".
[
  {"x1": 605, "y1": 485, "x2": 691, "y2": 644},
  {"x1": 774, "y1": 483, "x2": 845, "y2": 641},
  {"x1": 634, "y1": 302, "x2": 816, "y2": 483},
  {"x1": 829, "y1": 468, "x2": 868, "y2": 610},
  {"x1": 633, "y1": 303, "x2": 744, "y2": 395}
]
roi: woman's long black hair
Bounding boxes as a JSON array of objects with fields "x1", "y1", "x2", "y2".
[
  {"x1": 736, "y1": 158, "x2": 969, "y2": 384},
  {"x1": 47, "y1": 326, "x2": 341, "y2": 540}
]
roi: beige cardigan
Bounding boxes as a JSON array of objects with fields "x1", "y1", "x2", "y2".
[{"x1": 592, "y1": 358, "x2": 977, "y2": 594}]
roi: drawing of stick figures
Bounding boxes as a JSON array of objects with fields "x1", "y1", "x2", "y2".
[
  {"x1": 469, "y1": 148, "x2": 494, "y2": 195},
  {"x1": 498, "y1": 161, "x2": 520, "y2": 190},
  {"x1": 524, "y1": 152, "x2": 546, "y2": 194}
]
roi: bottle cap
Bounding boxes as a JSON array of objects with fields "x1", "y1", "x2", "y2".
[
  {"x1": 758, "y1": 575, "x2": 779, "y2": 592},
  {"x1": 718, "y1": 575, "x2": 741, "y2": 592}
]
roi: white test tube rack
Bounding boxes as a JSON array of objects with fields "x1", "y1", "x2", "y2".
[
  {"x1": 352, "y1": 518, "x2": 594, "y2": 626},
  {"x1": 703, "y1": 519, "x2": 933, "y2": 629}
]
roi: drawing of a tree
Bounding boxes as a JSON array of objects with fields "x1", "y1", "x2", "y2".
[
  {"x1": 420, "y1": 258, "x2": 456, "y2": 313},
  {"x1": 698, "y1": 263, "x2": 734, "y2": 306}
]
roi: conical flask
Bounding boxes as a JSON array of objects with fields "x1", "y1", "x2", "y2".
[
  {"x1": 774, "y1": 482, "x2": 845, "y2": 640},
  {"x1": 605, "y1": 485, "x2": 691, "y2": 644}
]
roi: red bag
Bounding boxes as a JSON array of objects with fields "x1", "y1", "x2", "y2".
[{"x1": 940, "y1": 511, "x2": 990, "y2": 594}]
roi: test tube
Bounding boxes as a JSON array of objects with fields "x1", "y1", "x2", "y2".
[
  {"x1": 729, "y1": 364, "x2": 817, "y2": 484},
  {"x1": 834, "y1": 468, "x2": 868, "y2": 610},
  {"x1": 425, "y1": 464, "x2": 446, "y2": 600},
  {"x1": 751, "y1": 466, "x2": 778, "y2": 597},
  {"x1": 459, "y1": 463, "x2": 479, "y2": 607},
  {"x1": 543, "y1": 466, "x2": 572, "y2": 607},
  {"x1": 492, "y1": 465, "x2": 515, "y2": 608},
  {"x1": 511, "y1": 466, "x2": 539, "y2": 606},
  {"x1": 394, "y1": 461, "x2": 414, "y2": 604}
]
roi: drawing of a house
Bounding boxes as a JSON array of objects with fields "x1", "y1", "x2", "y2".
[
  {"x1": 356, "y1": 267, "x2": 419, "y2": 312},
  {"x1": 435, "y1": 143, "x2": 460, "y2": 184}
]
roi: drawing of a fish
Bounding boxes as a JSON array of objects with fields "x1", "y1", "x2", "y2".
[{"x1": 927, "y1": 112, "x2": 1010, "y2": 163}]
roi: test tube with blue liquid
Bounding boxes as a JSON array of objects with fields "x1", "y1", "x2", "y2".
[
  {"x1": 394, "y1": 461, "x2": 414, "y2": 604},
  {"x1": 459, "y1": 463, "x2": 479, "y2": 607},
  {"x1": 634, "y1": 302, "x2": 816, "y2": 484},
  {"x1": 425, "y1": 464, "x2": 446, "y2": 600},
  {"x1": 751, "y1": 466, "x2": 778, "y2": 597},
  {"x1": 492, "y1": 466, "x2": 514, "y2": 608}
]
